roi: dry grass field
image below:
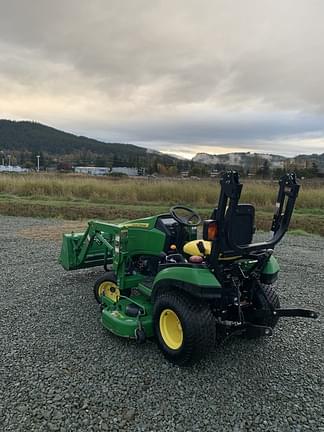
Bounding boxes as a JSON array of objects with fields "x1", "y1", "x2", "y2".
[{"x1": 0, "y1": 173, "x2": 323, "y2": 235}]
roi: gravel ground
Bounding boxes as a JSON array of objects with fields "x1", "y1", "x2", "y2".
[{"x1": 0, "y1": 215, "x2": 323, "y2": 432}]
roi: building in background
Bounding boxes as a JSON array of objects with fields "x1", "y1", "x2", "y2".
[
  {"x1": 74, "y1": 166, "x2": 140, "y2": 176},
  {"x1": 0, "y1": 165, "x2": 28, "y2": 173},
  {"x1": 75, "y1": 166, "x2": 110, "y2": 175},
  {"x1": 111, "y1": 167, "x2": 138, "y2": 176}
]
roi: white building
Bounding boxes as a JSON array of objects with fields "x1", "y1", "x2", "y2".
[
  {"x1": 74, "y1": 166, "x2": 139, "y2": 176},
  {"x1": 75, "y1": 166, "x2": 110, "y2": 176},
  {"x1": 111, "y1": 167, "x2": 139, "y2": 176},
  {"x1": 271, "y1": 160, "x2": 285, "y2": 169},
  {"x1": 0, "y1": 165, "x2": 28, "y2": 173}
]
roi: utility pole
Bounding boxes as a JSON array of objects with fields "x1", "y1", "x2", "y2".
[
  {"x1": 8, "y1": 154, "x2": 11, "y2": 168},
  {"x1": 36, "y1": 155, "x2": 40, "y2": 172}
]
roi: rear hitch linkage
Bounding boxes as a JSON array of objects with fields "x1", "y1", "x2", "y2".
[
  {"x1": 253, "y1": 308, "x2": 319, "y2": 320},
  {"x1": 273, "y1": 308, "x2": 319, "y2": 319}
]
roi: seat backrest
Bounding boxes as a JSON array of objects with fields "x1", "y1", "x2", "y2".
[{"x1": 211, "y1": 204, "x2": 255, "y2": 248}]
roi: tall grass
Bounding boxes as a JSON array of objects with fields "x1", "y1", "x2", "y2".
[{"x1": 0, "y1": 173, "x2": 323, "y2": 210}]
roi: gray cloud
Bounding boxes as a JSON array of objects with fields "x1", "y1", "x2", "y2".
[
  {"x1": 86, "y1": 110, "x2": 324, "y2": 157},
  {"x1": 1, "y1": 0, "x2": 324, "y2": 157}
]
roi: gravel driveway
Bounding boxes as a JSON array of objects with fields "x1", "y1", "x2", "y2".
[{"x1": 0, "y1": 216, "x2": 323, "y2": 432}]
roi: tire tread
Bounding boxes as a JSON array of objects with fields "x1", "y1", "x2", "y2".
[{"x1": 153, "y1": 290, "x2": 216, "y2": 366}]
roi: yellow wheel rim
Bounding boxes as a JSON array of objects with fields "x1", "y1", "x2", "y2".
[
  {"x1": 159, "y1": 309, "x2": 183, "y2": 350},
  {"x1": 98, "y1": 281, "x2": 120, "y2": 303}
]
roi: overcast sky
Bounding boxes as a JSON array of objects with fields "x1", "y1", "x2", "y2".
[{"x1": 1, "y1": 0, "x2": 324, "y2": 158}]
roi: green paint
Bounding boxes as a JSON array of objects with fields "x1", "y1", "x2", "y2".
[
  {"x1": 137, "y1": 283, "x2": 153, "y2": 297},
  {"x1": 101, "y1": 295, "x2": 153, "y2": 338},
  {"x1": 153, "y1": 266, "x2": 221, "y2": 288},
  {"x1": 59, "y1": 215, "x2": 166, "y2": 270},
  {"x1": 262, "y1": 255, "x2": 280, "y2": 275}
]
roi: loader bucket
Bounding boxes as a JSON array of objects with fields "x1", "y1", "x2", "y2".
[{"x1": 59, "y1": 232, "x2": 109, "y2": 270}]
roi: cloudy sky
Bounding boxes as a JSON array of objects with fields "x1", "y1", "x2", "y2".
[{"x1": 1, "y1": 0, "x2": 324, "y2": 158}]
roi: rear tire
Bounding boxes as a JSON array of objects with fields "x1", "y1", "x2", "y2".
[
  {"x1": 246, "y1": 283, "x2": 280, "y2": 330},
  {"x1": 153, "y1": 290, "x2": 216, "y2": 366}
]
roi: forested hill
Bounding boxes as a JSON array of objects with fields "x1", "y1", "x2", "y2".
[{"x1": 0, "y1": 120, "x2": 182, "y2": 170}]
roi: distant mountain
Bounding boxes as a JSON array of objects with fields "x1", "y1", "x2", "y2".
[
  {"x1": 2, "y1": 120, "x2": 323, "y2": 175},
  {"x1": 192, "y1": 151, "x2": 324, "y2": 175},
  {"x1": 294, "y1": 153, "x2": 324, "y2": 162},
  {"x1": 0, "y1": 119, "x2": 145, "y2": 156},
  {"x1": 192, "y1": 152, "x2": 286, "y2": 167},
  {"x1": 0, "y1": 120, "x2": 183, "y2": 170}
]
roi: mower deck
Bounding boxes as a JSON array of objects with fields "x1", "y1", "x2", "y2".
[{"x1": 101, "y1": 292, "x2": 154, "y2": 339}]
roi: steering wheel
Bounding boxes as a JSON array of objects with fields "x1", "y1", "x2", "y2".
[{"x1": 170, "y1": 205, "x2": 202, "y2": 227}]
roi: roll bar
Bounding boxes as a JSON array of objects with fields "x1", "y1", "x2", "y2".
[{"x1": 215, "y1": 171, "x2": 300, "y2": 255}]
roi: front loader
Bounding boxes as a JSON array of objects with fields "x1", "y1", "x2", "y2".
[{"x1": 59, "y1": 171, "x2": 318, "y2": 365}]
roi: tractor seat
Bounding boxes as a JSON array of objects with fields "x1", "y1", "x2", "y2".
[
  {"x1": 183, "y1": 240, "x2": 211, "y2": 256},
  {"x1": 183, "y1": 204, "x2": 255, "y2": 261},
  {"x1": 183, "y1": 240, "x2": 242, "y2": 261}
]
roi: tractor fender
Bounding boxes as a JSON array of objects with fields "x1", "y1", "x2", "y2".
[
  {"x1": 151, "y1": 265, "x2": 222, "y2": 302},
  {"x1": 261, "y1": 255, "x2": 280, "y2": 284}
]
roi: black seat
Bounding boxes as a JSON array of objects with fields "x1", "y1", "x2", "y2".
[
  {"x1": 184, "y1": 204, "x2": 256, "y2": 259},
  {"x1": 211, "y1": 204, "x2": 256, "y2": 255}
]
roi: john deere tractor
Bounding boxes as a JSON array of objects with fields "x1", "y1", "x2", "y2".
[{"x1": 59, "y1": 171, "x2": 318, "y2": 365}]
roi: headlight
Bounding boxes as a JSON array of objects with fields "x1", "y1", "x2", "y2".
[{"x1": 114, "y1": 234, "x2": 120, "y2": 253}]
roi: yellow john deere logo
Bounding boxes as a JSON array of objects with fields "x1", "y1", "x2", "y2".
[{"x1": 124, "y1": 223, "x2": 150, "y2": 228}]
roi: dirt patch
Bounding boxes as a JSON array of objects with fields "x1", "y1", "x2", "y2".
[{"x1": 17, "y1": 221, "x2": 88, "y2": 242}]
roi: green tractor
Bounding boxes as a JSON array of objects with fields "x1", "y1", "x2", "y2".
[{"x1": 59, "y1": 171, "x2": 318, "y2": 365}]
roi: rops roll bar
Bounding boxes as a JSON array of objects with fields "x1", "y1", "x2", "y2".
[{"x1": 215, "y1": 171, "x2": 300, "y2": 255}]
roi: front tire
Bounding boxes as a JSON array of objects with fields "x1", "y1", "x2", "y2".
[
  {"x1": 153, "y1": 290, "x2": 216, "y2": 366},
  {"x1": 93, "y1": 272, "x2": 118, "y2": 303},
  {"x1": 94, "y1": 272, "x2": 132, "y2": 303}
]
